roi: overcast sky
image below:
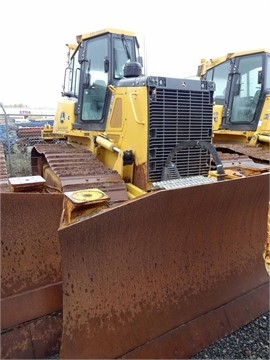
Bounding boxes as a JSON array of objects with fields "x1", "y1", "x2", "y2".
[{"x1": 1, "y1": 0, "x2": 269, "y2": 108}]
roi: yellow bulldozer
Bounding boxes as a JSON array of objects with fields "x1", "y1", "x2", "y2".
[
  {"x1": 197, "y1": 48, "x2": 270, "y2": 164},
  {"x1": 1, "y1": 29, "x2": 269, "y2": 359}
]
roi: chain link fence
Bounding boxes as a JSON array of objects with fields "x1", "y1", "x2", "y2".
[{"x1": 0, "y1": 105, "x2": 54, "y2": 177}]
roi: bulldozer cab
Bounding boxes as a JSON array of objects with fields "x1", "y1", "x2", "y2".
[
  {"x1": 199, "y1": 49, "x2": 270, "y2": 132},
  {"x1": 61, "y1": 29, "x2": 142, "y2": 131}
]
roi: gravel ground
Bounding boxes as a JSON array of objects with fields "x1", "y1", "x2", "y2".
[
  {"x1": 48, "y1": 312, "x2": 269, "y2": 359},
  {"x1": 191, "y1": 312, "x2": 269, "y2": 359}
]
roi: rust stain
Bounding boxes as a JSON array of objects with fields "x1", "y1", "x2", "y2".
[{"x1": 59, "y1": 173, "x2": 269, "y2": 359}]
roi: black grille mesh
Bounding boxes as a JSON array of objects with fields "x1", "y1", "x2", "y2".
[{"x1": 148, "y1": 89, "x2": 213, "y2": 182}]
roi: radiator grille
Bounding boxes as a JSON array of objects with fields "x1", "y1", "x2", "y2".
[{"x1": 148, "y1": 88, "x2": 213, "y2": 182}]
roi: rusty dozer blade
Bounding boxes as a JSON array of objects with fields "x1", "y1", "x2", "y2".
[
  {"x1": 59, "y1": 173, "x2": 270, "y2": 359},
  {"x1": 1, "y1": 192, "x2": 64, "y2": 359}
]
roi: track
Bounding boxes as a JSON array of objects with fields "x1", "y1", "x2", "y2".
[
  {"x1": 216, "y1": 143, "x2": 270, "y2": 163},
  {"x1": 32, "y1": 144, "x2": 128, "y2": 202}
]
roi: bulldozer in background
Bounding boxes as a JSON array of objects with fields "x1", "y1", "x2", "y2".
[
  {"x1": 1, "y1": 29, "x2": 269, "y2": 359},
  {"x1": 197, "y1": 48, "x2": 270, "y2": 164}
]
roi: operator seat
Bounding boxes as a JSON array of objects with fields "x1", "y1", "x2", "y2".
[
  {"x1": 250, "y1": 89, "x2": 261, "y2": 116},
  {"x1": 253, "y1": 89, "x2": 261, "y2": 104},
  {"x1": 92, "y1": 80, "x2": 107, "y2": 110},
  {"x1": 82, "y1": 80, "x2": 107, "y2": 120}
]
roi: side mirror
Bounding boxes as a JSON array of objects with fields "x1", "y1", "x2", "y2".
[
  {"x1": 83, "y1": 60, "x2": 91, "y2": 88},
  {"x1": 258, "y1": 70, "x2": 262, "y2": 84},
  {"x1": 78, "y1": 44, "x2": 84, "y2": 64},
  {"x1": 83, "y1": 73, "x2": 90, "y2": 88},
  {"x1": 104, "y1": 57, "x2": 109, "y2": 73}
]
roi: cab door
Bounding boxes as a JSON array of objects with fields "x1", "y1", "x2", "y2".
[{"x1": 223, "y1": 53, "x2": 263, "y2": 131}]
